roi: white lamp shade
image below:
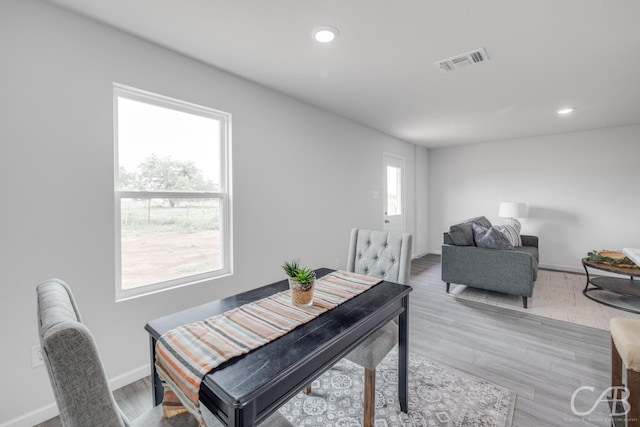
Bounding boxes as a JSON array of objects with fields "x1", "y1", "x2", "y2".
[{"x1": 498, "y1": 202, "x2": 527, "y2": 218}]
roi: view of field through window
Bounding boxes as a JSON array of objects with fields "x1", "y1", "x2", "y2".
[
  {"x1": 120, "y1": 198, "x2": 221, "y2": 289},
  {"x1": 116, "y1": 92, "x2": 227, "y2": 291}
]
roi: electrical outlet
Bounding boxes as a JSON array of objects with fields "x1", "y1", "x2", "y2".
[{"x1": 32, "y1": 344, "x2": 44, "y2": 368}]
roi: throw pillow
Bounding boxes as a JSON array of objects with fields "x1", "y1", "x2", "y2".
[
  {"x1": 472, "y1": 223, "x2": 514, "y2": 250},
  {"x1": 494, "y1": 223, "x2": 522, "y2": 247},
  {"x1": 466, "y1": 216, "x2": 492, "y2": 228},
  {"x1": 448, "y1": 222, "x2": 474, "y2": 246}
]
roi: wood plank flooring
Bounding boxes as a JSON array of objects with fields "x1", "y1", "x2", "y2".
[
  {"x1": 410, "y1": 255, "x2": 612, "y2": 427},
  {"x1": 35, "y1": 254, "x2": 614, "y2": 427}
]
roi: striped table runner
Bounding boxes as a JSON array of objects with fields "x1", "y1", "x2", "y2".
[{"x1": 155, "y1": 270, "x2": 382, "y2": 425}]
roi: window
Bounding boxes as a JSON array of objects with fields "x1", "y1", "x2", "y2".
[
  {"x1": 386, "y1": 165, "x2": 402, "y2": 216},
  {"x1": 114, "y1": 84, "x2": 231, "y2": 300}
]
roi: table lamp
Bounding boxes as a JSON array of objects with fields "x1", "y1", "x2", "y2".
[{"x1": 498, "y1": 202, "x2": 527, "y2": 230}]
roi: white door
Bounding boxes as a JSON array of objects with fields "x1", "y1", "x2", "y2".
[{"x1": 383, "y1": 154, "x2": 405, "y2": 232}]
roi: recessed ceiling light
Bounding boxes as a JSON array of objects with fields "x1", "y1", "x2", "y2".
[
  {"x1": 557, "y1": 108, "x2": 574, "y2": 115},
  {"x1": 312, "y1": 26, "x2": 339, "y2": 43}
]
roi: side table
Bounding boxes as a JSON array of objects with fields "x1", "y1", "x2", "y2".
[{"x1": 582, "y1": 258, "x2": 640, "y2": 314}]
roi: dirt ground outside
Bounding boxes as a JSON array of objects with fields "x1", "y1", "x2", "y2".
[{"x1": 121, "y1": 229, "x2": 221, "y2": 289}]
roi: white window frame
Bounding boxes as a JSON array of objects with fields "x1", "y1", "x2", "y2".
[{"x1": 113, "y1": 83, "x2": 232, "y2": 301}]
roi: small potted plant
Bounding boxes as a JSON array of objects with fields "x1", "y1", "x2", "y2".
[{"x1": 282, "y1": 260, "x2": 316, "y2": 306}]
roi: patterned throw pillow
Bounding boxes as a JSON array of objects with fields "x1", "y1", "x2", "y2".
[
  {"x1": 472, "y1": 223, "x2": 514, "y2": 250},
  {"x1": 494, "y1": 223, "x2": 522, "y2": 247}
]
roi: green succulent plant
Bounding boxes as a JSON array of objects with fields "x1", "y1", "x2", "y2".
[{"x1": 282, "y1": 260, "x2": 316, "y2": 283}]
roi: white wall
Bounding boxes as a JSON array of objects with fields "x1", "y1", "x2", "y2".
[
  {"x1": 414, "y1": 146, "x2": 430, "y2": 257},
  {"x1": 0, "y1": 1, "x2": 427, "y2": 425},
  {"x1": 428, "y1": 124, "x2": 640, "y2": 271}
]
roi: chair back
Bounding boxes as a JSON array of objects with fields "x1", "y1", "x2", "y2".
[
  {"x1": 37, "y1": 279, "x2": 126, "y2": 427},
  {"x1": 346, "y1": 229, "x2": 412, "y2": 285}
]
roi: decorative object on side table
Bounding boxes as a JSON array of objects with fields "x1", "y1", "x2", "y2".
[
  {"x1": 586, "y1": 250, "x2": 639, "y2": 269},
  {"x1": 282, "y1": 260, "x2": 316, "y2": 306},
  {"x1": 624, "y1": 248, "x2": 640, "y2": 268},
  {"x1": 582, "y1": 250, "x2": 640, "y2": 315}
]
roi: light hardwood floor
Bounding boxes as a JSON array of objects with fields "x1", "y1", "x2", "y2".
[{"x1": 36, "y1": 254, "x2": 614, "y2": 427}]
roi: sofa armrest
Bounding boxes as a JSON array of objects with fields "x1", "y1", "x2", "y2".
[
  {"x1": 521, "y1": 235, "x2": 538, "y2": 248},
  {"x1": 443, "y1": 232, "x2": 454, "y2": 245}
]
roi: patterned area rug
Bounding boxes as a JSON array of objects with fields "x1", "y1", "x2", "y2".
[{"x1": 278, "y1": 350, "x2": 515, "y2": 426}]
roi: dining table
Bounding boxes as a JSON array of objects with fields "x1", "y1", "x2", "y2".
[{"x1": 144, "y1": 267, "x2": 413, "y2": 426}]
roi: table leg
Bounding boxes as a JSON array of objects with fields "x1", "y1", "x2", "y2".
[
  {"x1": 582, "y1": 263, "x2": 592, "y2": 292},
  {"x1": 398, "y1": 295, "x2": 409, "y2": 413},
  {"x1": 149, "y1": 336, "x2": 164, "y2": 406},
  {"x1": 228, "y1": 403, "x2": 256, "y2": 427}
]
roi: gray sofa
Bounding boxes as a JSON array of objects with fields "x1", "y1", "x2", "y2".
[{"x1": 441, "y1": 223, "x2": 539, "y2": 308}]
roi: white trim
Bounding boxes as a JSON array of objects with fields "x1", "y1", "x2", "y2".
[
  {"x1": 538, "y1": 263, "x2": 583, "y2": 273},
  {"x1": 113, "y1": 83, "x2": 233, "y2": 302},
  {"x1": 0, "y1": 403, "x2": 58, "y2": 427},
  {"x1": 110, "y1": 363, "x2": 151, "y2": 391},
  {"x1": 411, "y1": 252, "x2": 431, "y2": 259},
  {"x1": 116, "y1": 191, "x2": 224, "y2": 198},
  {"x1": 116, "y1": 271, "x2": 232, "y2": 302},
  {"x1": 539, "y1": 263, "x2": 622, "y2": 278},
  {"x1": 113, "y1": 83, "x2": 230, "y2": 122},
  {"x1": 0, "y1": 364, "x2": 150, "y2": 427}
]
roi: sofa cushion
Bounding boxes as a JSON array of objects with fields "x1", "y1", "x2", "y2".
[
  {"x1": 448, "y1": 222, "x2": 474, "y2": 246},
  {"x1": 472, "y1": 223, "x2": 514, "y2": 250}
]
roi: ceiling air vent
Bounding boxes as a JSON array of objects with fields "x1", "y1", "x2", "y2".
[{"x1": 436, "y1": 48, "x2": 489, "y2": 73}]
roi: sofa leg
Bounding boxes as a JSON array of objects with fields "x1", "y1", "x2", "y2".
[
  {"x1": 446, "y1": 283, "x2": 450, "y2": 293},
  {"x1": 522, "y1": 297, "x2": 528, "y2": 309}
]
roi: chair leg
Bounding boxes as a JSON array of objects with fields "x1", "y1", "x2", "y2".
[
  {"x1": 446, "y1": 283, "x2": 450, "y2": 293},
  {"x1": 304, "y1": 384, "x2": 311, "y2": 394},
  {"x1": 612, "y1": 338, "x2": 623, "y2": 399},
  {"x1": 522, "y1": 297, "x2": 528, "y2": 309},
  {"x1": 364, "y1": 368, "x2": 375, "y2": 427},
  {"x1": 628, "y1": 369, "x2": 640, "y2": 426}
]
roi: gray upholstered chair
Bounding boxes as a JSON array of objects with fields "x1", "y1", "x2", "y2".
[
  {"x1": 343, "y1": 229, "x2": 412, "y2": 427},
  {"x1": 36, "y1": 279, "x2": 290, "y2": 427}
]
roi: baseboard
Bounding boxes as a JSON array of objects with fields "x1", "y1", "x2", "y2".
[
  {"x1": 538, "y1": 263, "x2": 584, "y2": 274},
  {"x1": 0, "y1": 403, "x2": 58, "y2": 427},
  {"x1": 0, "y1": 364, "x2": 150, "y2": 427},
  {"x1": 541, "y1": 262, "x2": 632, "y2": 279},
  {"x1": 110, "y1": 363, "x2": 151, "y2": 391}
]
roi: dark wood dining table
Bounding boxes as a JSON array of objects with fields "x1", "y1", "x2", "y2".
[{"x1": 145, "y1": 268, "x2": 412, "y2": 426}]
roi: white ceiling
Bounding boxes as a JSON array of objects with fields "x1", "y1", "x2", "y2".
[{"x1": 46, "y1": 0, "x2": 640, "y2": 148}]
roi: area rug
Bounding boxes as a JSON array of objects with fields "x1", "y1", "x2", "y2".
[
  {"x1": 450, "y1": 268, "x2": 640, "y2": 330},
  {"x1": 277, "y1": 350, "x2": 515, "y2": 427}
]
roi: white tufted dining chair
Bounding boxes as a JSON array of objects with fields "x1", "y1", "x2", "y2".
[{"x1": 343, "y1": 229, "x2": 412, "y2": 427}]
